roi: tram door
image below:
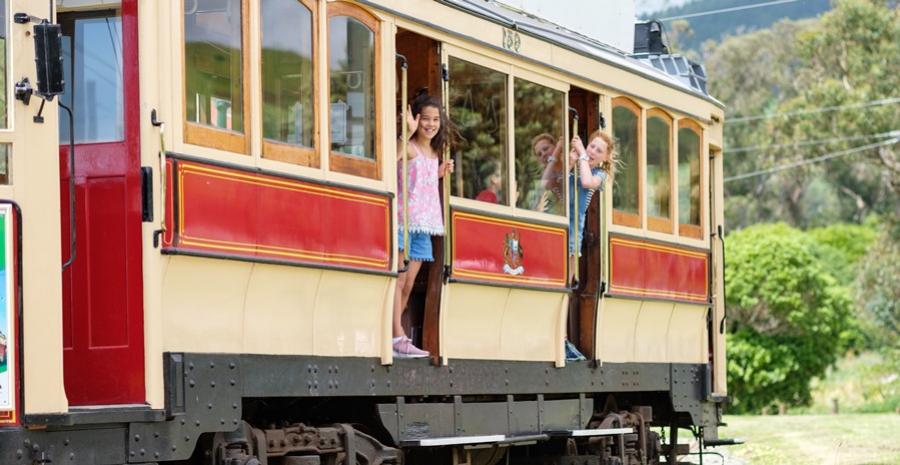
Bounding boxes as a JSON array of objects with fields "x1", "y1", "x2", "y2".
[
  {"x1": 59, "y1": 3, "x2": 145, "y2": 406},
  {"x1": 395, "y1": 29, "x2": 443, "y2": 354},
  {"x1": 567, "y1": 87, "x2": 601, "y2": 359}
]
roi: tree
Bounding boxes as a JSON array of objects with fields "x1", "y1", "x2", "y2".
[
  {"x1": 765, "y1": 0, "x2": 900, "y2": 225},
  {"x1": 705, "y1": 0, "x2": 899, "y2": 229},
  {"x1": 725, "y1": 224, "x2": 852, "y2": 412}
]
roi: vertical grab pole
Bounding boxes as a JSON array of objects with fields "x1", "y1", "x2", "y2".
[
  {"x1": 569, "y1": 108, "x2": 580, "y2": 287},
  {"x1": 397, "y1": 55, "x2": 410, "y2": 272},
  {"x1": 441, "y1": 64, "x2": 452, "y2": 281}
]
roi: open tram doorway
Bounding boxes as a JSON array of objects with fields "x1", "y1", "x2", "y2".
[
  {"x1": 567, "y1": 86, "x2": 602, "y2": 360},
  {"x1": 395, "y1": 29, "x2": 444, "y2": 358},
  {"x1": 58, "y1": 1, "x2": 145, "y2": 406}
]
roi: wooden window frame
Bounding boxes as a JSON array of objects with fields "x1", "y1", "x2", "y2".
[
  {"x1": 182, "y1": 0, "x2": 251, "y2": 155},
  {"x1": 326, "y1": 2, "x2": 381, "y2": 180},
  {"x1": 260, "y1": 0, "x2": 319, "y2": 167},
  {"x1": 611, "y1": 97, "x2": 642, "y2": 229},
  {"x1": 678, "y1": 119, "x2": 704, "y2": 239},
  {"x1": 444, "y1": 50, "x2": 512, "y2": 208},
  {"x1": 645, "y1": 108, "x2": 674, "y2": 234}
]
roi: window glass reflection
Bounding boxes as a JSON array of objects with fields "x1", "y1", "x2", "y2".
[
  {"x1": 184, "y1": 0, "x2": 244, "y2": 133},
  {"x1": 646, "y1": 115, "x2": 671, "y2": 219},
  {"x1": 58, "y1": 14, "x2": 124, "y2": 143},
  {"x1": 612, "y1": 105, "x2": 639, "y2": 215},
  {"x1": 514, "y1": 78, "x2": 565, "y2": 215},
  {"x1": 329, "y1": 16, "x2": 375, "y2": 159},
  {"x1": 449, "y1": 57, "x2": 508, "y2": 204},
  {"x1": 261, "y1": 0, "x2": 314, "y2": 150},
  {"x1": 678, "y1": 127, "x2": 701, "y2": 226}
]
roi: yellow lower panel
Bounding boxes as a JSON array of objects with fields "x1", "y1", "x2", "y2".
[
  {"x1": 242, "y1": 264, "x2": 321, "y2": 355},
  {"x1": 597, "y1": 298, "x2": 708, "y2": 364},
  {"x1": 312, "y1": 272, "x2": 388, "y2": 357},
  {"x1": 668, "y1": 303, "x2": 708, "y2": 363},
  {"x1": 633, "y1": 301, "x2": 674, "y2": 363},
  {"x1": 443, "y1": 284, "x2": 563, "y2": 361},
  {"x1": 162, "y1": 256, "x2": 388, "y2": 357},
  {"x1": 596, "y1": 298, "x2": 641, "y2": 362},
  {"x1": 162, "y1": 257, "x2": 252, "y2": 352}
]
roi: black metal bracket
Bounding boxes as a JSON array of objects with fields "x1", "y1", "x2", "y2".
[
  {"x1": 395, "y1": 53, "x2": 408, "y2": 69},
  {"x1": 33, "y1": 99, "x2": 47, "y2": 123},
  {"x1": 13, "y1": 12, "x2": 43, "y2": 24},
  {"x1": 599, "y1": 111, "x2": 607, "y2": 129},
  {"x1": 150, "y1": 108, "x2": 164, "y2": 127},
  {"x1": 14, "y1": 77, "x2": 33, "y2": 105}
]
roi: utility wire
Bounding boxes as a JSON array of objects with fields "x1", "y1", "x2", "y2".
[
  {"x1": 726, "y1": 130, "x2": 900, "y2": 154},
  {"x1": 724, "y1": 137, "x2": 899, "y2": 182},
  {"x1": 659, "y1": 0, "x2": 802, "y2": 21},
  {"x1": 728, "y1": 97, "x2": 900, "y2": 123}
]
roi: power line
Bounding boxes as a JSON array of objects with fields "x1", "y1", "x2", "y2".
[
  {"x1": 723, "y1": 137, "x2": 899, "y2": 182},
  {"x1": 728, "y1": 97, "x2": 900, "y2": 123},
  {"x1": 725, "y1": 130, "x2": 900, "y2": 154},
  {"x1": 659, "y1": 0, "x2": 802, "y2": 21}
]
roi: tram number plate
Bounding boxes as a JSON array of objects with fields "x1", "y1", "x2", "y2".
[{"x1": 502, "y1": 28, "x2": 521, "y2": 53}]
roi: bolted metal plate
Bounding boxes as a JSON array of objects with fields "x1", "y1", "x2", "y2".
[{"x1": 127, "y1": 353, "x2": 243, "y2": 462}]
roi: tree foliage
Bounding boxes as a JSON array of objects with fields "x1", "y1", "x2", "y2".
[
  {"x1": 705, "y1": 0, "x2": 900, "y2": 229},
  {"x1": 725, "y1": 224, "x2": 853, "y2": 412}
]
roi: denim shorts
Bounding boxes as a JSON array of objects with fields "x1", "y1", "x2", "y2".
[{"x1": 398, "y1": 231, "x2": 434, "y2": 262}]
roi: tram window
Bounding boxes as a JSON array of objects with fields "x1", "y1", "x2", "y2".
[
  {"x1": 58, "y1": 13, "x2": 124, "y2": 144},
  {"x1": 0, "y1": 145, "x2": 8, "y2": 184},
  {"x1": 261, "y1": 0, "x2": 316, "y2": 165},
  {"x1": 678, "y1": 121, "x2": 702, "y2": 238},
  {"x1": 514, "y1": 78, "x2": 565, "y2": 215},
  {"x1": 612, "y1": 99, "x2": 641, "y2": 228},
  {"x1": 184, "y1": 0, "x2": 247, "y2": 152},
  {"x1": 448, "y1": 57, "x2": 508, "y2": 205},
  {"x1": 0, "y1": 2, "x2": 6, "y2": 130},
  {"x1": 328, "y1": 6, "x2": 379, "y2": 179},
  {"x1": 646, "y1": 110, "x2": 673, "y2": 232}
]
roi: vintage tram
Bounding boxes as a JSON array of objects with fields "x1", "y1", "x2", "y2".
[{"x1": 0, "y1": 0, "x2": 728, "y2": 464}]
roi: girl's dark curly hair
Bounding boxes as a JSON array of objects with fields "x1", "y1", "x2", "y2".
[{"x1": 410, "y1": 90, "x2": 457, "y2": 153}]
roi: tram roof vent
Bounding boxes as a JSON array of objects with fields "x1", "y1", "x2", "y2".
[{"x1": 632, "y1": 53, "x2": 709, "y2": 95}]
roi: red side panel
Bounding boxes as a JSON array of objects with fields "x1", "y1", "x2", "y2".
[
  {"x1": 609, "y1": 235, "x2": 709, "y2": 303},
  {"x1": 164, "y1": 159, "x2": 392, "y2": 272},
  {"x1": 451, "y1": 211, "x2": 567, "y2": 290}
]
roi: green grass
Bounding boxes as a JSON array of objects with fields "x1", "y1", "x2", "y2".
[
  {"x1": 716, "y1": 414, "x2": 900, "y2": 465},
  {"x1": 799, "y1": 352, "x2": 900, "y2": 414}
]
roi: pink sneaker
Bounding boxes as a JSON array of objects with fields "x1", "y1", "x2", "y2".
[{"x1": 393, "y1": 336, "x2": 429, "y2": 358}]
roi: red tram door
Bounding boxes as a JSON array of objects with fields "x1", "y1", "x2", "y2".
[{"x1": 59, "y1": 3, "x2": 145, "y2": 406}]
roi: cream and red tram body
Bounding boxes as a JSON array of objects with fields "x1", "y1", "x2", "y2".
[{"x1": 0, "y1": 0, "x2": 727, "y2": 464}]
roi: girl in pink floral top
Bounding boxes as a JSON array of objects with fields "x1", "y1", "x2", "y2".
[{"x1": 393, "y1": 94, "x2": 454, "y2": 358}]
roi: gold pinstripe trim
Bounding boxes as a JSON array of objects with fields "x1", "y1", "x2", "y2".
[
  {"x1": 609, "y1": 236, "x2": 709, "y2": 301},
  {"x1": 173, "y1": 161, "x2": 391, "y2": 269},
  {"x1": 451, "y1": 211, "x2": 568, "y2": 287}
]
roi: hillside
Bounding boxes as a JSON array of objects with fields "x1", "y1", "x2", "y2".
[{"x1": 644, "y1": 0, "x2": 833, "y2": 53}]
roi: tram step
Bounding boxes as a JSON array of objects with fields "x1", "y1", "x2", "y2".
[
  {"x1": 546, "y1": 427, "x2": 634, "y2": 437},
  {"x1": 401, "y1": 434, "x2": 505, "y2": 447}
]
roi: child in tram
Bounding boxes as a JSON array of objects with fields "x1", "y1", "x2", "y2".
[
  {"x1": 394, "y1": 93, "x2": 454, "y2": 358},
  {"x1": 568, "y1": 129, "x2": 614, "y2": 259},
  {"x1": 475, "y1": 160, "x2": 502, "y2": 203}
]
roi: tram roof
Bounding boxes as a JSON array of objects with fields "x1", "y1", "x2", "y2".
[{"x1": 437, "y1": 0, "x2": 724, "y2": 109}]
